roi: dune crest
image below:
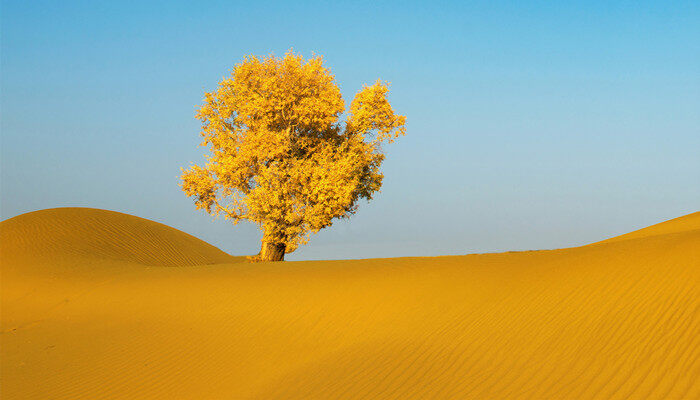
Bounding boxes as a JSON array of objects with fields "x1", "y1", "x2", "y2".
[
  {"x1": 595, "y1": 211, "x2": 700, "y2": 244},
  {"x1": 1, "y1": 209, "x2": 698, "y2": 399},
  {"x1": 0, "y1": 207, "x2": 239, "y2": 270}
]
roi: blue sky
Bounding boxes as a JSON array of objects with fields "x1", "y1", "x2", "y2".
[{"x1": 2, "y1": 0, "x2": 699, "y2": 260}]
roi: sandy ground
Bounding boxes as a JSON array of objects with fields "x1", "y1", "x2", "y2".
[{"x1": 1, "y1": 208, "x2": 698, "y2": 399}]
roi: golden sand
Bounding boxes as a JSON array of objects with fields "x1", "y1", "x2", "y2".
[{"x1": 1, "y1": 208, "x2": 698, "y2": 399}]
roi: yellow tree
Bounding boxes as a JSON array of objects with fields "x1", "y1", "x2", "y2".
[{"x1": 181, "y1": 50, "x2": 406, "y2": 261}]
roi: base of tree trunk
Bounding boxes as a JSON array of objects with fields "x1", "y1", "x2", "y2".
[{"x1": 259, "y1": 241, "x2": 286, "y2": 261}]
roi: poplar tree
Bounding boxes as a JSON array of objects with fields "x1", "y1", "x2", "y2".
[{"x1": 181, "y1": 50, "x2": 406, "y2": 261}]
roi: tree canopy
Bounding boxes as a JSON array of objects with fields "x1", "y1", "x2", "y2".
[{"x1": 181, "y1": 50, "x2": 406, "y2": 261}]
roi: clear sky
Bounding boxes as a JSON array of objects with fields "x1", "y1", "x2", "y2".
[{"x1": 2, "y1": 0, "x2": 699, "y2": 260}]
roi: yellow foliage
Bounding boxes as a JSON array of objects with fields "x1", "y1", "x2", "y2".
[{"x1": 181, "y1": 50, "x2": 405, "y2": 258}]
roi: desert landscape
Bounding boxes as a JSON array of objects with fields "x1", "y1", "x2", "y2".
[
  {"x1": 3, "y1": 2, "x2": 699, "y2": 399},
  {"x1": 2, "y1": 207, "x2": 698, "y2": 399}
]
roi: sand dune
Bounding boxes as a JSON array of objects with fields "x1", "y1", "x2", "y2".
[
  {"x1": 1, "y1": 208, "x2": 698, "y2": 399},
  {"x1": 597, "y1": 211, "x2": 700, "y2": 245},
  {"x1": 0, "y1": 208, "x2": 240, "y2": 272}
]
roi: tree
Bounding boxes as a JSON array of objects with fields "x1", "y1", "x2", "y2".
[{"x1": 181, "y1": 50, "x2": 406, "y2": 261}]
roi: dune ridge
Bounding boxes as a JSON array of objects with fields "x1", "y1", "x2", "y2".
[
  {"x1": 1, "y1": 208, "x2": 698, "y2": 399},
  {"x1": 596, "y1": 211, "x2": 700, "y2": 244},
  {"x1": 0, "y1": 208, "x2": 240, "y2": 271}
]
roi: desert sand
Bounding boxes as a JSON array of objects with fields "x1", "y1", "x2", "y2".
[{"x1": 1, "y1": 207, "x2": 698, "y2": 399}]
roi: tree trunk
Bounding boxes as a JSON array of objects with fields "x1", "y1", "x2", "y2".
[{"x1": 260, "y1": 240, "x2": 286, "y2": 261}]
